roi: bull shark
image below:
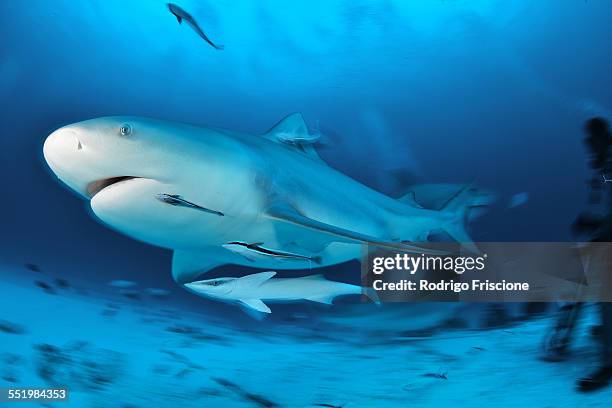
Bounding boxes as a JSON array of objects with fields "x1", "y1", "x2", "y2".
[
  {"x1": 42, "y1": 113, "x2": 478, "y2": 286},
  {"x1": 184, "y1": 271, "x2": 378, "y2": 313}
]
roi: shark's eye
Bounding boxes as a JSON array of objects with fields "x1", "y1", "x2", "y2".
[{"x1": 119, "y1": 124, "x2": 132, "y2": 136}]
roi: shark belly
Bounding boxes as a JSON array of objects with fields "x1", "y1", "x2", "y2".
[{"x1": 253, "y1": 278, "x2": 360, "y2": 302}]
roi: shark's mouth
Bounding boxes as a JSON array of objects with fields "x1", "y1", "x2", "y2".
[{"x1": 86, "y1": 176, "x2": 140, "y2": 198}]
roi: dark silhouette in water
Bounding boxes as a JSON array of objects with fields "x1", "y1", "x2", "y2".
[
  {"x1": 121, "y1": 291, "x2": 141, "y2": 301},
  {"x1": 576, "y1": 117, "x2": 612, "y2": 392},
  {"x1": 24, "y1": 263, "x2": 42, "y2": 273},
  {"x1": 34, "y1": 280, "x2": 56, "y2": 295},
  {"x1": 213, "y1": 377, "x2": 279, "y2": 408},
  {"x1": 541, "y1": 118, "x2": 612, "y2": 392},
  {"x1": 54, "y1": 278, "x2": 70, "y2": 289},
  {"x1": 0, "y1": 319, "x2": 26, "y2": 335},
  {"x1": 585, "y1": 118, "x2": 610, "y2": 170},
  {"x1": 167, "y1": 3, "x2": 224, "y2": 50}
]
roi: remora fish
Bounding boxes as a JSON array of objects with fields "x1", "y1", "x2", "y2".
[
  {"x1": 43, "y1": 113, "x2": 479, "y2": 285},
  {"x1": 222, "y1": 241, "x2": 322, "y2": 264},
  {"x1": 156, "y1": 193, "x2": 224, "y2": 216},
  {"x1": 184, "y1": 271, "x2": 379, "y2": 314},
  {"x1": 167, "y1": 3, "x2": 224, "y2": 50}
]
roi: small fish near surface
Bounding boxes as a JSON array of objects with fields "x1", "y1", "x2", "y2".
[
  {"x1": 24, "y1": 263, "x2": 42, "y2": 273},
  {"x1": 223, "y1": 241, "x2": 321, "y2": 264},
  {"x1": 167, "y1": 3, "x2": 224, "y2": 50},
  {"x1": 144, "y1": 288, "x2": 171, "y2": 299},
  {"x1": 108, "y1": 280, "x2": 138, "y2": 289},
  {"x1": 0, "y1": 320, "x2": 26, "y2": 335},
  {"x1": 54, "y1": 278, "x2": 70, "y2": 289},
  {"x1": 34, "y1": 280, "x2": 56, "y2": 295},
  {"x1": 422, "y1": 371, "x2": 448, "y2": 380},
  {"x1": 156, "y1": 193, "x2": 224, "y2": 217}
]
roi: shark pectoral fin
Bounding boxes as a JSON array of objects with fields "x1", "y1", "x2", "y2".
[
  {"x1": 175, "y1": 15, "x2": 182, "y2": 24},
  {"x1": 172, "y1": 249, "x2": 225, "y2": 284},
  {"x1": 306, "y1": 295, "x2": 335, "y2": 305},
  {"x1": 240, "y1": 299, "x2": 271, "y2": 313},
  {"x1": 238, "y1": 271, "x2": 276, "y2": 287},
  {"x1": 266, "y1": 202, "x2": 368, "y2": 244},
  {"x1": 266, "y1": 202, "x2": 445, "y2": 255}
]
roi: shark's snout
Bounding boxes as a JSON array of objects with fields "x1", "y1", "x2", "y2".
[
  {"x1": 43, "y1": 127, "x2": 81, "y2": 170},
  {"x1": 43, "y1": 126, "x2": 92, "y2": 195}
]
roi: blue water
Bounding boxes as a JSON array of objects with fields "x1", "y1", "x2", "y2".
[{"x1": 1, "y1": 0, "x2": 611, "y2": 406}]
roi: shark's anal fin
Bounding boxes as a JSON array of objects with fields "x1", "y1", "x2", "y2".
[
  {"x1": 265, "y1": 202, "x2": 444, "y2": 255},
  {"x1": 240, "y1": 299, "x2": 271, "y2": 313}
]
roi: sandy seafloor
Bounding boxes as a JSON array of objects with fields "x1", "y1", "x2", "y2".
[{"x1": 1, "y1": 269, "x2": 611, "y2": 408}]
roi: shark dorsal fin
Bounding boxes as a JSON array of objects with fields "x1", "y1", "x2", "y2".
[
  {"x1": 265, "y1": 113, "x2": 309, "y2": 142},
  {"x1": 237, "y1": 271, "x2": 276, "y2": 287},
  {"x1": 264, "y1": 113, "x2": 325, "y2": 163}
]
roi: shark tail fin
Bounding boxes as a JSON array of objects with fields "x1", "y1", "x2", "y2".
[
  {"x1": 395, "y1": 184, "x2": 496, "y2": 253},
  {"x1": 438, "y1": 185, "x2": 480, "y2": 253}
]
